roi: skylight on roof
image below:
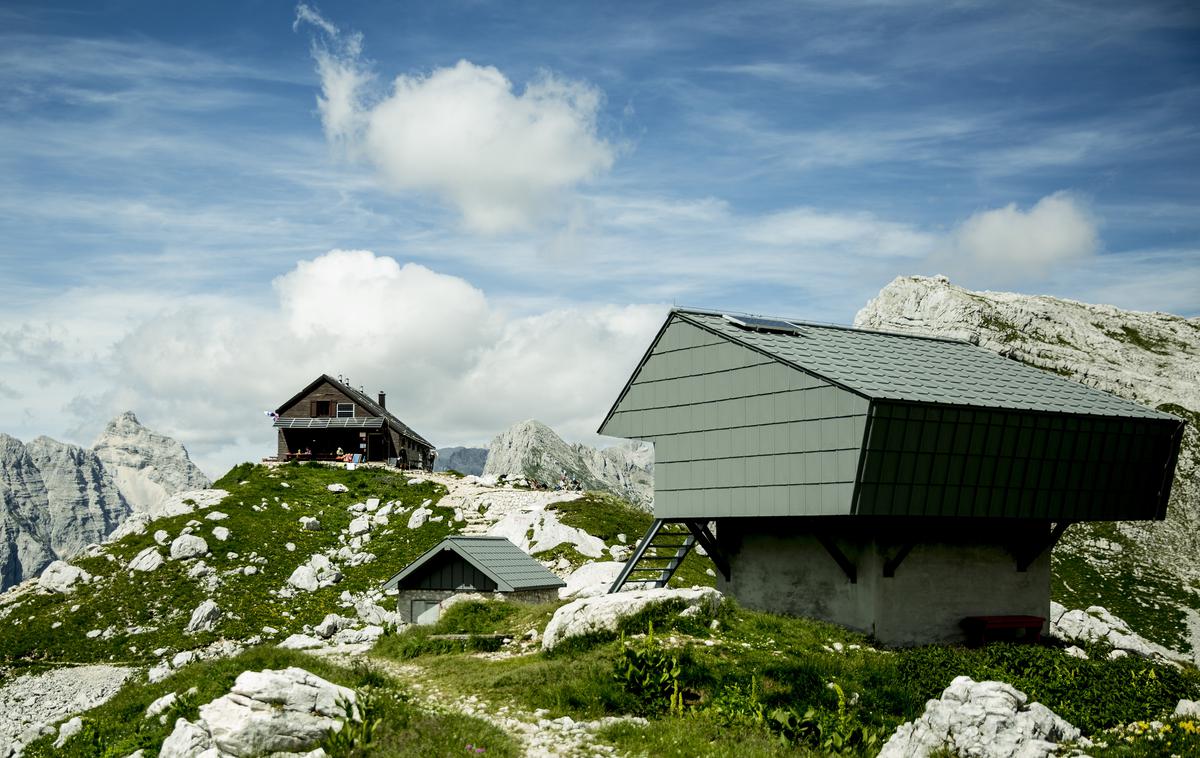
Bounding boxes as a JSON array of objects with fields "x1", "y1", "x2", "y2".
[{"x1": 723, "y1": 314, "x2": 804, "y2": 335}]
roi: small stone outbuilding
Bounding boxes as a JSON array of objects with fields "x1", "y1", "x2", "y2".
[{"x1": 382, "y1": 536, "x2": 565, "y2": 625}]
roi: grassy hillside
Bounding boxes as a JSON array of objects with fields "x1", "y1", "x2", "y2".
[
  {"x1": 0, "y1": 463, "x2": 457, "y2": 671},
  {"x1": 374, "y1": 598, "x2": 1200, "y2": 757}
]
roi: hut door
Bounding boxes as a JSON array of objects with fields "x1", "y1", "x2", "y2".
[{"x1": 412, "y1": 600, "x2": 440, "y2": 625}]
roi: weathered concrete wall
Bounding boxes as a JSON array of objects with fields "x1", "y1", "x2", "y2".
[
  {"x1": 394, "y1": 587, "x2": 560, "y2": 625},
  {"x1": 716, "y1": 517, "x2": 1051, "y2": 645}
]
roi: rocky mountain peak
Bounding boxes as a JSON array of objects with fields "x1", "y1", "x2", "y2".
[
  {"x1": 855, "y1": 275, "x2": 1200, "y2": 412},
  {"x1": 483, "y1": 419, "x2": 654, "y2": 509},
  {"x1": 0, "y1": 413, "x2": 209, "y2": 590},
  {"x1": 92, "y1": 411, "x2": 211, "y2": 517}
]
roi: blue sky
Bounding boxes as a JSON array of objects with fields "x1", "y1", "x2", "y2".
[{"x1": 1, "y1": 1, "x2": 1198, "y2": 475}]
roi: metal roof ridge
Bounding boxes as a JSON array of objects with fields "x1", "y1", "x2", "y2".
[{"x1": 672, "y1": 306, "x2": 971, "y2": 345}]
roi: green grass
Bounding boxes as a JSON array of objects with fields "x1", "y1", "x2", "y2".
[
  {"x1": 1052, "y1": 522, "x2": 1199, "y2": 655},
  {"x1": 0, "y1": 463, "x2": 456, "y2": 666},
  {"x1": 20, "y1": 646, "x2": 521, "y2": 758},
  {"x1": 373, "y1": 599, "x2": 1200, "y2": 756},
  {"x1": 1103, "y1": 325, "x2": 1182, "y2": 355}
]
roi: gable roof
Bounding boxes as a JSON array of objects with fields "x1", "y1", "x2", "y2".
[
  {"x1": 381, "y1": 536, "x2": 565, "y2": 592},
  {"x1": 607, "y1": 308, "x2": 1170, "y2": 422},
  {"x1": 276, "y1": 374, "x2": 434, "y2": 449}
]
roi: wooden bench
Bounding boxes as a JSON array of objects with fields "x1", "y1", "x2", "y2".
[{"x1": 960, "y1": 615, "x2": 1045, "y2": 647}]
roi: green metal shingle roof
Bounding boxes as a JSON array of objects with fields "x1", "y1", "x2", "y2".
[
  {"x1": 678, "y1": 310, "x2": 1171, "y2": 420},
  {"x1": 382, "y1": 535, "x2": 565, "y2": 592}
]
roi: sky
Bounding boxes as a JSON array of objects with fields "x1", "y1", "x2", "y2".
[{"x1": 1, "y1": 0, "x2": 1198, "y2": 477}]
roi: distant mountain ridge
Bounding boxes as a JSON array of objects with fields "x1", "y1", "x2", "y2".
[
  {"x1": 434, "y1": 446, "x2": 488, "y2": 476},
  {"x1": 856, "y1": 274, "x2": 1200, "y2": 657},
  {"x1": 483, "y1": 419, "x2": 654, "y2": 509},
  {"x1": 0, "y1": 412, "x2": 209, "y2": 590}
]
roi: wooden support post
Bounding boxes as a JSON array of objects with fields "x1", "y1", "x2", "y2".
[
  {"x1": 1015, "y1": 521, "x2": 1072, "y2": 572},
  {"x1": 815, "y1": 533, "x2": 857, "y2": 584},
  {"x1": 883, "y1": 543, "x2": 914, "y2": 578}
]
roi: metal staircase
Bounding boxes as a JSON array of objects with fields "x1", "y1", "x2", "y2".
[{"x1": 608, "y1": 519, "x2": 729, "y2": 593}]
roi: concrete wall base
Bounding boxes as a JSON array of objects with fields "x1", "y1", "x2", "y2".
[
  {"x1": 715, "y1": 517, "x2": 1052, "y2": 646},
  {"x1": 395, "y1": 587, "x2": 560, "y2": 625}
]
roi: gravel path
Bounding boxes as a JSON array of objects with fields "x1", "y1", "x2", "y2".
[{"x1": 359, "y1": 656, "x2": 640, "y2": 758}]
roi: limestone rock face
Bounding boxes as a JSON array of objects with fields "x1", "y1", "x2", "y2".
[
  {"x1": 0, "y1": 412, "x2": 209, "y2": 590},
  {"x1": 483, "y1": 419, "x2": 654, "y2": 509},
  {"x1": 879, "y1": 676, "x2": 1079, "y2": 758},
  {"x1": 92, "y1": 411, "x2": 211, "y2": 518},
  {"x1": 25, "y1": 436, "x2": 129, "y2": 561},
  {"x1": 542, "y1": 586, "x2": 723, "y2": 650},
  {"x1": 0, "y1": 433, "x2": 56, "y2": 589},
  {"x1": 856, "y1": 275, "x2": 1200, "y2": 658},
  {"x1": 434, "y1": 446, "x2": 488, "y2": 476}
]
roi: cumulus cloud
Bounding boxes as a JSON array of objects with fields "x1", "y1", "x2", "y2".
[
  {"x1": 295, "y1": 5, "x2": 615, "y2": 233},
  {"x1": 60, "y1": 250, "x2": 664, "y2": 476},
  {"x1": 947, "y1": 191, "x2": 1099, "y2": 276},
  {"x1": 745, "y1": 207, "x2": 934, "y2": 259}
]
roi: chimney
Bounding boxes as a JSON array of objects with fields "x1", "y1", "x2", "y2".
[{"x1": 378, "y1": 391, "x2": 386, "y2": 409}]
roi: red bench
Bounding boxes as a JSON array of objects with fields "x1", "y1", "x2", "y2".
[{"x1": 960, "y1": 615, "x2": 1046, "y2": 647}]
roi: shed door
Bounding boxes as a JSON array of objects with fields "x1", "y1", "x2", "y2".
[{"x1": 412, "y1": 600, "x2": 440, "y2": 625}]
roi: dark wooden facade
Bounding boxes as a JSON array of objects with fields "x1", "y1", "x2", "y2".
[
  {"x1": 274, "y1": 375, "x2": 435, "y2": 470},
  {"x1": 393, "y1": 551, "x2": 499, "y2": 592}
]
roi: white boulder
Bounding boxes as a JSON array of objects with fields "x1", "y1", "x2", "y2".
[
  {"x1": 185, "y1": 599, "x2": 222, "y2": 634},
  {"x1": 277, "y1": 634, "x2": 325, "y2": 651},
  {"x1": 542, "y1": 587, "x2": 723, "y2": 650},
  {"x1": 53, "y1": 716, "x2": 83, "y2": 749},
  {"x1": 128, "y1": 547, "x2": 164, "y2": 573},
  {"x1": 407, "y1": 506, "x2": 432, "y2": 529},
  {"x1": 1049, "y1": 602, "x2": 1184, "y2": 661},
  {"x1": 38, "y1": 561, "x2": 91, "y2": 593},
  {"x1": 160, "y1": 667, "x2": 357, "y2": 757},
  {"x1": 145, "y1": 692, "x2": 178, "y2": 721},
  {"x1": 287, "y1": 565, "x2": 318, "y2": 593},
  {"x1": 878, "y1": 676, "x2": 1079, "y2": 758},
  {"x1": 314, "y1": 613, "x2": 355, "y2": 639},
  {"x1": 298, "y1": 516, "x2": 320, "y2": 531},
  {"x1": 212, "y1": 526, "x2": 230, "y2": 542},
  {"x1": 326, "y1": 483, "x2": 348, "y2": 493},
  {"x1": 559, "y1": 561, "x2": 624, "y2": 599},
  {"x1": 347, "y1": 516, "x2": 370, "y2": 536},
  {"x1": 169, "y1": 534, "x2": 208, "y2": 561},
  {"x1": 205, "y1": 511, "x2": 228, "y2": 521},
  {"x1": 159, "y1": 717, "x2": 212, "y2": 758},
  {"x1": 154, "y1": 529, "x2": 171, "y2": 545}
]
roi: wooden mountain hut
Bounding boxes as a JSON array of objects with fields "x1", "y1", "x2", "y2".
[{"x1": 274, "y1": 374, "x2": 435, "y2": 470}]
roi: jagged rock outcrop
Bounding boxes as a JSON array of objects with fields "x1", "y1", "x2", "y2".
[
  {"x1": 92, "y1": 411, "x2": 210, "y2": 517},
  {"x1": 0, "y1": 434, "x2": 56, "y2": 589},
  {"x1": 483, "y1": 420, "x2": 653, "y2": 509},
  {"x1": 159, "y1": 667, "x2": 357, "y2": 757},
  {"x1": 879, "y1": 676, "x2": 1079, "y2": 758},
  {"x1": 0, "y1": 412, "x2": 208, "y2": 590},
  {"x1": 25, "y1": 436, "x2": 129, "y2": 560},
  {"x1": 434, "y1": 446, "x2": 488, "y2": 476},
  {"x1": 855, "y1": 275, "x2": 1200, "y2": 657}
]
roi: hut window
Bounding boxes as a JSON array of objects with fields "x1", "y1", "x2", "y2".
[
  {"x1": 336, "y1": 403, "x2": 354, "y2": 418},
  {"x1": 312, "y1": 401, "x2": 331, "y2": 417}
]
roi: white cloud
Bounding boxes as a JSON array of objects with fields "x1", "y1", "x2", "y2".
[
  {"x1": 745, "y1": 207, "x2": 935, "y2": 259},
  {"x1": 7, "y1": 250, "x2": 663, "y2": 477},
  {"x1": 295, "y1": 7, "x2": 615, "y2": 233},
  {"x1": 948, "y1": 191, "x2": 1099, "y2": 276}
]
